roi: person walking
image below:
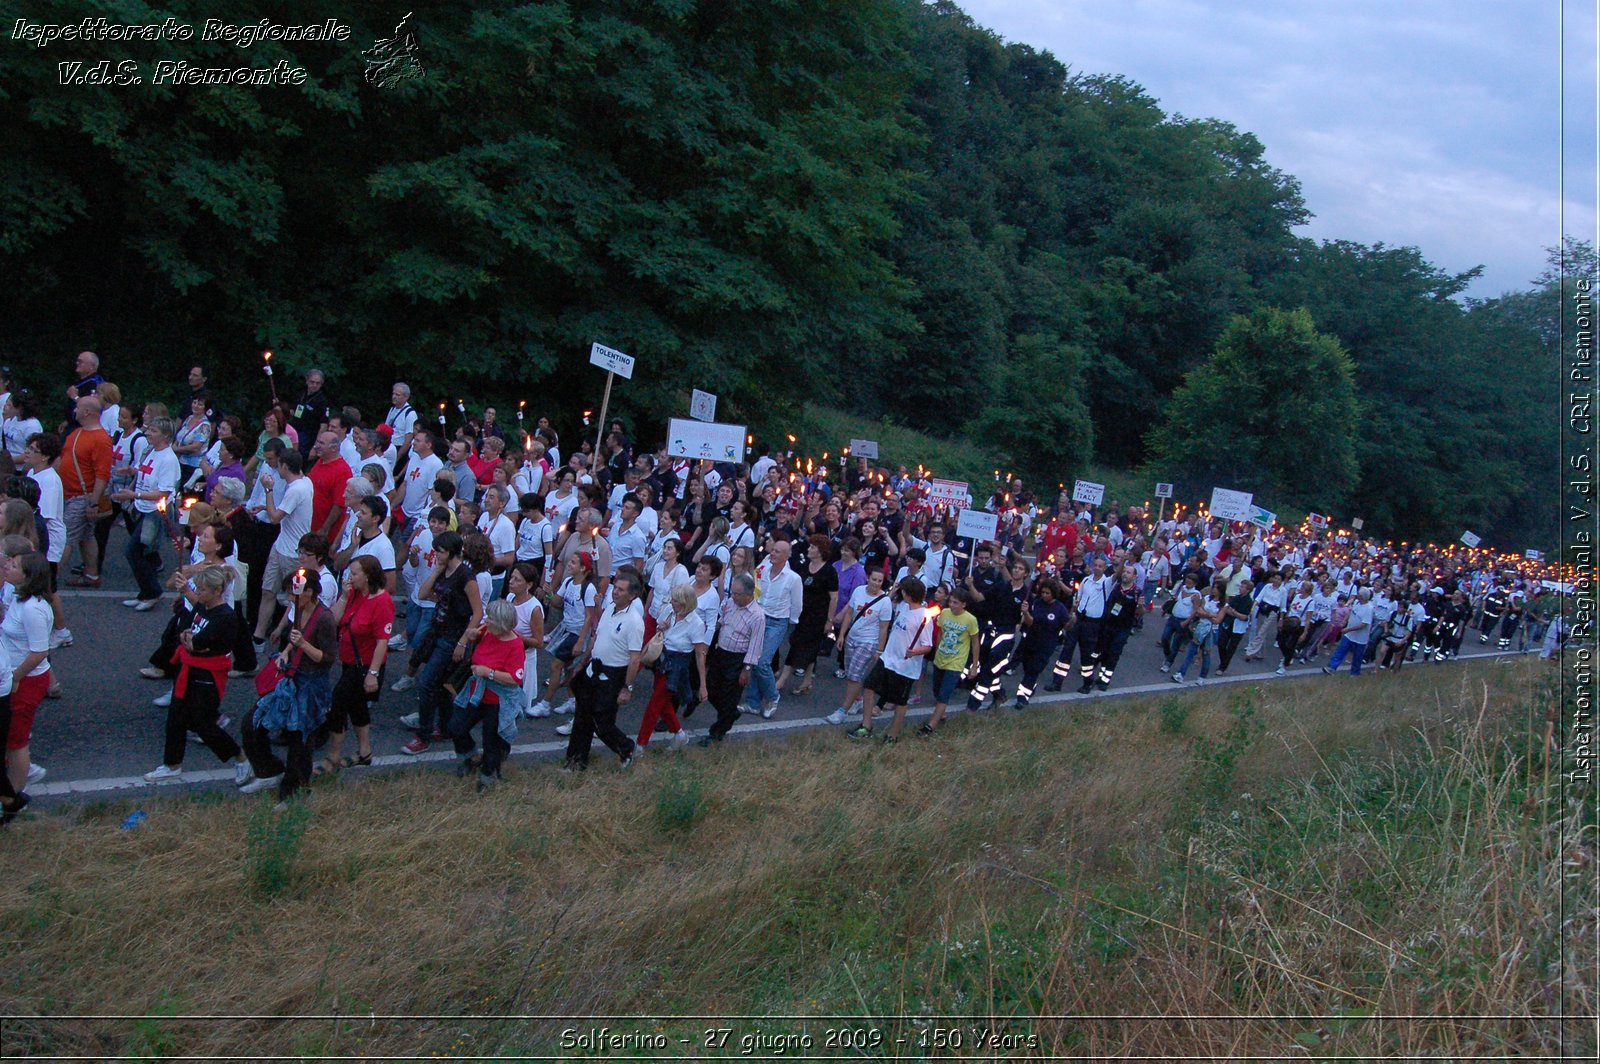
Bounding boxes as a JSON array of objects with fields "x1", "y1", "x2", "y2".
[{"x1": 562, "y1": 568, "x2": 645, "y2": 770}]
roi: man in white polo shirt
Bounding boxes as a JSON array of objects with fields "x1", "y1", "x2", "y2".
[
  {"x1": 251, "y1": 449, "x2": 314, "y2": 647},
  {"x1": 563, "y1": 567, "x2": 644, "y2": 770},
  {"x1": 743, "y1": 538, "x2": 803, "y2": 718}
]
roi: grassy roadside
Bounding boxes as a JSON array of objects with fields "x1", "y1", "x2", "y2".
[{"x1": 0, "y1": 659, "x2": 1590, "y2": 1059}]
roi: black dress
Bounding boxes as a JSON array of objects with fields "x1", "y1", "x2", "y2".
[{"x1": 785, "y1": 562, "x2": 839, "y2": 669}]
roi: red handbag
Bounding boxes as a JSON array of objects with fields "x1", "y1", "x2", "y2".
[{"x1": 253, "y1": 605, "x2": 324, "y2": 695}]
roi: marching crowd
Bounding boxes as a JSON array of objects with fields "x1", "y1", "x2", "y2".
[{"x1": 0, "y1": 352, "x2": 1572, "y2": 820}]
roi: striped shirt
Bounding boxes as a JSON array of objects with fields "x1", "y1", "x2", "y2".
[{"x1": 715, "y1": 598, "x2": 766, "y2": 667}]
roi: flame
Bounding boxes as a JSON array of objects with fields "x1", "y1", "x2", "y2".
[{"x1": 262, "y1": 350, "x2": 273, "y2": 362}]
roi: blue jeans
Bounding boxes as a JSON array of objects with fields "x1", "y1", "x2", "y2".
[
  {"x1": 1177, "y1": 630, "x2": 1213, "y2": 678},
  {"x1": 405, "y1": 604, "x2": 434, "y2": 648},
  {"x1": 125, "y1": 509, "x2": 165, "y2": 600},
  {"x1": 413, "y1": 636, "x2": 460, "y2": 739},
  {"x1": 742, "y1": 615, "x2": 792, "y2": 709},
  {"x1": 1327, "y1": 636, "x2": 1365, "y2": 676}
]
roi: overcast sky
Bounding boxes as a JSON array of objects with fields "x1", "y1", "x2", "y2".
[{"x1": 956, "y1": 0, "x2": 1597, "y2": 298}]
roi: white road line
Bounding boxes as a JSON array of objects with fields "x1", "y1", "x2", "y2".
[{"x1": 27, "y1": 647, "x2": 1529, "y2": 800}]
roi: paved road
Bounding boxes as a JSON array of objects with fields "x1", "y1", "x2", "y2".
[{"x1": 26, "y1": 533, "x2": 1529, "y2": 803}]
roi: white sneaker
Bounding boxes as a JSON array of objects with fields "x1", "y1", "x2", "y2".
[
  {"x1": 671, "y1": 729, "x2": 690, "y2": 748},
  {"x1": 133, "y1": 599, "x2": 158, "y2": 612},
  {"x1": 143, "y1": 764, "x2": 182, "y2": 782},
  {"x1": 761, "y1": 702, "x2": 776, "y2": 719},
  {"x1": 1275, "y1": 665, "x2": 1286, "y2": 676},
  {"x1": 121, "y1": 598, "x2": 143, "y2": 608},
  {"x1": 553, "y1": 697, "x2": 576, "y2": 715},
  {"x1": 26, "y1": 763, "x2": 45, "y2": 785},
  {"x1": 1171, "y1": 673, "x2": 1184, "y2": 684},
  {"x1": 824, "y1": 708, "x2": 847, "y2": 726},
  {"x1": 834, "y1": 668, "x2": 846, "y2": 679},
  {"x1": 239, "y1": 774, "x2": 283, "y2": 794},
  {"x1": 153, "y1": 689, "x2": 173, "y2": 707},
  {"x1": 49, "y1": 628, "x2": 72, "y2": 649},
  {"x1": 555, "y1": 721, "x2": 573, "y2": 736},
  {"x1": 1158, "y1": 663, "x2": 1169, "y2": 673},
  {"x1": 526, "y1": 699, "x2": 551, "y2": 719},
  {"x1": 387, "y1": 635, "x2": 408, "y2": 651},
  {"x1": 772, "y1": 691, "x2": 782, "y2": 709},
  {"x1": 391, "y1": 675, "x2": 416, "y2": 692},
  {"x1": 233, "y1": 761, "x2": 254, "y2": 787},
  {"x1": 399, "y1": 712, "x2": 420, "y2": 729}
]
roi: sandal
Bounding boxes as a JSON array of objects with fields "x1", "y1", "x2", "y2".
[
  {"x1": 312, "y1": 757, "x2": 340, "y2": 777},
  {"x1": 339, "y1": 751, "x2": 373, "y2": 769}
]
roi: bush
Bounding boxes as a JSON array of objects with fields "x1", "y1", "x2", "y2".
[{"x1": 244, "y1": 801, "x2": 311, "y2": 898}]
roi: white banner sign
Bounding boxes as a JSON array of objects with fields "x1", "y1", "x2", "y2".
[
  {"x1": 666, "y1": 418, "x2": 745, "y2": 463},
  {"x1": 956, "y1": 508, "x2": 1000, "y2": 543},
  {"x1": 928, "y1": 479, "x2": 969, "y2": 508},
  {"x1": 1209, "y1": 487, "x2": 1254, "y2": 522},
  {"x1": 848, "y1": 438, "x2": 879, "y2": 459},
  {"x1": 1351, "y1": 517, "x2": 1364, "y2": 531},
  {"x1": 1308, "y1": 512, "x2": 1328, "y2": 529},
  {"x1": 1460, "y1": 530, "x2": 1481, "y2": 548},
  {"x1": 589, "y1": 341, "x2": 635, "y2": 379},
  {"x1": 1525, "y1": 549, "x2": 1543, "y2": 561},
  {"x1": 689, "y1": 389, "x2": 717, "y2": 423},
  {"x1": 1072, "y1": 479, "x2": 1106, "y2": 506},
  {"x1": 1154, "y1": 482, "x2": 1174, "y2": 499},
  {"x1": 1247, "y1": 505, "x2": 1276, "y2": 530}
]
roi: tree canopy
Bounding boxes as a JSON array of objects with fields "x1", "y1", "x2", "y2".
[{"x1": 0, "y1": 0, "x2": 1558, "y2": 545}]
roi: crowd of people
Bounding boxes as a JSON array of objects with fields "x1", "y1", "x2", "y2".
[{"x1": 0, "y1": 352, "x2": 1573, "y2": 820}]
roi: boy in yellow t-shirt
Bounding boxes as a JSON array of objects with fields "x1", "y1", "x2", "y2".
[{"x1": 921, "y1": 587, "x2": 980, "y2": 735}]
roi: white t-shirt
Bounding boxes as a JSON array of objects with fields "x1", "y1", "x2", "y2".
[
  {"x1": 846, "y1": 584, "x2": 893, "y2": 647},
  {"x1": 1, "y1": 595, "x2": 52, "y2": 677},
  {"x1": 511, "y1": 594, "x2": 544, "y2": 641},
  {"x1": 1344, "y1": 600, "x2": 1374, "y2": 645},
  {"x1": 609, "y1": 521, "x2": 649, "y2": 571},
  {"x1": 133, "y1": 445, "x2": 181, "y2": 515},
  {"x1": 404, "y1": 526, "x2": 437, "y2": 607},
  {"x1": 3, "y1": 417, "x2": 42, "y2": 459},
  {"x1": 400, "y1": 453, "x2": 444, "y2": 520},
  {"x1": 352, "y1": 530, "x2": 397, "y2": 572},
  {"x1": 477, "y1": 512, "x2": 516, "y2": 565},
  {"x1": 545, "y1": 488, "x2": 580, "y2": 531},
  {"x1": 880, "y1": 601, "x2": 936, "y2": 680},
  {"x1": 647, "y1": 560, "x2": 692, "y2": 624},
  {"x1": 512, "y1": 462, "x2": 544, "y2": 499},
  {"x1": 694, "y1": 583, "x2": 721, "y2": 635},
  {"x1": 385, "y1": 404, "x2": 417, "y2": 437},
  {"x1": 556, "y1": 577, "x2": 598, "y2": 636},
  {"x1": 516, "y1": 515, "x2": 554, "y2": 563},
  {"x1": 357, "y1": 453, "x2": 395, "y2": 495},
  {"x1": 271, "y1": 476, "x2": 315, "y2": 558},
  {"x1": 591, "y1": 598, "x2": 644, "y2": 668},
  {"x1": 28, "y1": 467, "x2": 65, "y2": 562}
]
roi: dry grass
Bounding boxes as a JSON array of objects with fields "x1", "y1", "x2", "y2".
[{"x1": 0, "y1": 658, "x2": 1589, "y2": 1059}]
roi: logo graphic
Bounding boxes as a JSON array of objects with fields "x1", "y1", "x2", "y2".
[{"x1": 363, "y1": 12, "x2": 425, "y2": 88}]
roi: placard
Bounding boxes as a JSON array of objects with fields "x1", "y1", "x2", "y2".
[
  {"x1": 1460, "y1": 530, "x2": 1481, "y2": 548},
  {"x1": 1154, "y1": 482, "x2": 1174, "y2": 499},
  {"x1": 1351, "y1": 517, "x2": 1364, "y2": 531},
  {"x1": 928, "y1": 479, "x2": 968, "y2": 508},
  {"x1": 1524, "y1": 548, "x2": 1542, "y2": 561},
  {"x1": 1247, "y1": 505, "x2": 1276, "y2": 530},
  {"x1": 848, "y1": 438, "x2": 879, "y2": 460},
  {"x1": 666, "y1": 418, "x2": 745, "y2": 462},
  {"x1": 1308, "y1": 512, "x2": 1329, "y2": 529},
  {"x1": 1208, "y1": 487, "x2": 1254, "y2": 522},
  {"x1": 689, "y1": 389, "x2": 717, "y2": 423},
  {"x1": 588, "y1": 341, "x2": 635, "y2": 379},
  {"x1": 956, "y1": 508, "x2": 1000, "y2": 543},
  {"x1": 1072, "y1": 479, "x2": 1105, "y2": 506}
]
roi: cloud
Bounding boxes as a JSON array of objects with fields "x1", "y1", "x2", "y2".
[{"x1": 956, "y1": 0, "x2": 1596, "y2": 296}]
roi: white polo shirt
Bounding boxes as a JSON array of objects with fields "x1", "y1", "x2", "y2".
[{"x1": 590, "y1": 597, "x2": 644, "y2": 668}]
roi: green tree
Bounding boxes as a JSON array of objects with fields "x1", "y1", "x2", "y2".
[{"x1": 1143, "y1": 307, "x2": 1358, "y2": 509}]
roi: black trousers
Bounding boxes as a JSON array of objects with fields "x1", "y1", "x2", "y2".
[
  {"x1": 706, "y1": 647, "x2": 746, "y2": 741},
  {"x1": 966, "y1": 624, "x2": 1016, "y2": 708},
  {"x1": 1217, "y1": 628, "x2": 1244, "y2": 671},
  {"x1": 566, "y1": 660, "x2": 634, "y2": 765},
  {"x1": 165, "y1": 677, "x2": 240, "y2": 768},
  {"x1": 1095, "y1": 625, "x2": 1133, "y2": 685},
  {"x1": 242, "y1": 722, "x2": 310, "y2": 801},
  {"x1": 1072, "y1": 617, "x2": 1103, "y2": 683},
  {"x1": 449, "y1": 701, "x2": 511, "y2": 777}
]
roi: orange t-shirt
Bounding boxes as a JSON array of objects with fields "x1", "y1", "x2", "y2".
[{"x1": 60, "y1": 426, "x2": 114, "y2": 501}]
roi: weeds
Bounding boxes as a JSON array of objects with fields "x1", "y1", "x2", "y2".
[{"x1": 243, "y1": 799, "x2": 311, "y2": 898}]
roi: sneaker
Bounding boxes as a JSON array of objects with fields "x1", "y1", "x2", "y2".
[
  {"x1": 391, "y1": 675, "x2": 416, "y2": 693},
  {"x1": 271, "y1": 800, "x2": 293, "y2": 814},
  {"x1": 253, "y1": 636, "x2": 268, "y2": 650},
  {"x1": 916, "y1": 723, "x2": 935, "y2": 737},
  {"x1": 671, "y1": 729, "x2": 690, "y2": 748},
  {"x1": 526, "y1": 699, "x2": 551, "y2": 719},
  {"x1": 25, "y1": 763, "x2": 45, "y2": 785},
  {"x1": 49, "y1": 629, "x2": 72, "y2": 649},
  {"x1": 1171, "y1": 673, "x2": 1184, "y2": 683},
  {"x1": 560, "y1": 758, "x2": 587, "y2": 772},
  {"x1": 555, "y1": 721, "x2": 573, "y2": 736},
  {"x1": 834, "y1": 668, "x2": 846, "y2": 679},
  {"x1": 845, "y1": 725, "x2": 872, "y2": 741},
  {"x1": 1159, "y1": 663, "x2": 1169, "y2": 673},
  {"x1": 233, "y1": 761, "x2": 254, "y2": 787},
  {"x1": 133, "y1": 599, "x2": 158, "y2": 612},
  {"x1": 143, "y1": 764, "x2": 182, "y2": 782},
  {"x1": 1275, "y1": 665, "x2": 1286, "y2": 676},
  {"x1": 430, "y1": 728, "x2": 447, "y2": 742},
  {"x1": 1321, "y1": 666, "x2": 1333, "y2": 675},
  {"x1": 400, "y1": 738, "x2": 429, "y2": 756},
  {"x1": 139, "y1": 666, "x2": 165, "y2": 680},
  {"x1": 152, "y1": 690, "x2": 173, "y2": 707},
  {"x1": 121, "y1": 598, "x2": 144, "y2": 608},
  {"x1": 476, "y1": 775, "x2": 496, "y2": 794},
  {"x1": 907, "y1": 694, "x2": 922, "y2": 706},
  {"x1": 772, "y1": 691, "x2": 782, "y2": 709},
  {"x1": 760, "y1": 702, "x2": 777, "y2": 720},
  {"x1": 399, "y1": 712, "x2": 420, "y2": 729},
  {"x1": 824, "y1": 708, "x2": 847, "y2": 726},
  {"x1": 1190, "y1": 677, "x2": 1205, "y2": 687},
  {"x1": 387, "y1": 635, "x2": 408, "y2": 651},
  {"x1": 553, "y1": 697, "x2": 576, "y2": 715},
  {"x1": 844, "y1": 701, "x2": 863, "y2": 717},
  {"x1": 620, "y1": 750, "x2": 638, "y2": 769},
  {"x1": 237, "y1": 773, "x2": 281, "y2": 793}
]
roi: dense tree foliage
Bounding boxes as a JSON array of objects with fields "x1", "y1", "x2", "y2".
[{"x1": 0, "y1": 0, "x2": 1558, "y2": 544}]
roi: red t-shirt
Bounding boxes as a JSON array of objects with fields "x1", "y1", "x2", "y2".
[
  {"x1": 1041, "y1": 518, "x2": 1077, "y2": 561},
  {"x1": 467, "y1": 453, "x2": 499, "y2": 485},
  {"x1": 339, "y1": 590, "x2": 396, "y2": 666},
  {"x1": 308, "y1": 456, "x2": 350, "y2": 544},
  {"x1": 471, "y1": 633, "x2": 526, "y2": 705}
]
